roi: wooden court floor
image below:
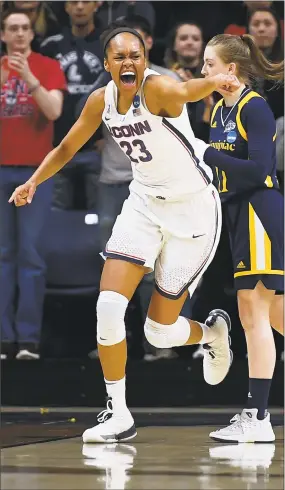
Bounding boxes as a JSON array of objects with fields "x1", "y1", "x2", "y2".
[{"x1": 1, "y1": 408, "x2": 284, "y2": 490}]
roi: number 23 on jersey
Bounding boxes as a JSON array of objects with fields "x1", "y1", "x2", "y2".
[{"x1": 119, "y1": 139, "x2": 153, "y2": 163}]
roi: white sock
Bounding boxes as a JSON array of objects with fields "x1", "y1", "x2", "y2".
[
  {"x1": 104, "y1": 376, "x2": 128, "y2": 415},
  {"x1": 198, "y1": 323, "x2": 217, "y2": 345}
]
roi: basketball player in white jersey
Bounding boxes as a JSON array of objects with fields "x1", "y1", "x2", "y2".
[{"x1": 10, "y1": 26, "x2": 240, "y2": 443}]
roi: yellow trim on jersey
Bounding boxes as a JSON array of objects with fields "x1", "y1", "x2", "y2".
[
  {"x1": 273, "y1": 132, "x2": 277, "y2": 141},
  {"x1": 265, "y1": 175, "x2": 273, "y2": 188},
  {"x1": 248, "y1": 202, "x2": 274, "y2": 274},
  {"x1": 234, "y1": 270, "x2": 284, "y2": 278},
  {"x1": 215, "y1": 167, "x2": 228, "y2": 193},
  {"x1": 236, "y1": 92, "x2": 262, "y2": 141},
  {"x1": 249, "y1": 203, "x2": 257, "y2": 270},
  {"x1": 221, "y1": 170, "x2": 228, "y2": 192},
  {"x1": 210, "y1": 99, "x2": 223, "y2": 126}
]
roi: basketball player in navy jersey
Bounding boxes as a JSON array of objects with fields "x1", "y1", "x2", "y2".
[
  {"x1": 9, "y1": 26, "x2": 240, "y2": 443},
  {"x1": 199, "y1": 33, "x2": 284, "y2": 443}
]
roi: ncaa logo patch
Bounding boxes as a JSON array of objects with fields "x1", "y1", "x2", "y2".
[
  {"x1": 133, "y1": 95, "x2": 140, "y2": 108},
  {"x1": 227, "y1": 130, "x2": 237, "y2": 143},
  {"x1": 224, "y1": 120, "x2": 236, "y2": 133}
]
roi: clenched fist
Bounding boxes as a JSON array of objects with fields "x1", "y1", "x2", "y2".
[
  {"x1": 213, "y1": 73, "x2": 240, "y2": 93},
  {"x1": 9, "y1": 180, "x2": 37, "y2": 206}
]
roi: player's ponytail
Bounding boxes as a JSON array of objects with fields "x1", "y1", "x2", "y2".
[
  {"x1": 240, "y1": 34, "x2": 284, "y2": 83},
  {"x1": 208, "y1": 34, "x2": 284, "y2": 84}
]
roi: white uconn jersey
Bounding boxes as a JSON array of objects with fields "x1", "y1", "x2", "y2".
[{"x1": 102, "y1": 68, "x2": 213, "y2": 199}]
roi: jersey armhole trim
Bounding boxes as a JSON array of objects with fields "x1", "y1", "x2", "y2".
[
  {"x1": 141, "y1": 73, "x2": 161, "y2": 116},
  {"x1": 236, "y1": 92, "x2": 262, "y2": 141},
  {"x1": 210, "y1": 99, "x2": 223, "y2": 126}
]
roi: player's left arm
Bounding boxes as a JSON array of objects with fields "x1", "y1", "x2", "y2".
[
  {"x1": 203, "y1": 97, "x2": 277, "y2": 184},
  {"x1": 144, "y1": 74, "x2": 240, "y2": 116}
]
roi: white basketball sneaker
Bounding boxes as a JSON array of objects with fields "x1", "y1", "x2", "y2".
[
  {"x1": 203, "y1": 309, "x2": 233, "y2": 385},
  {"x1": 209, "y1": 408, "x2": 276, "y2": 443},
  {"x1": 82, "y1": 398, "x2": 137, "y2": 444}
]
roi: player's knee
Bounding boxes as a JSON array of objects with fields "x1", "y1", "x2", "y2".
[
  {"x1": 238, "y1": 291, "x2": 256, "y2": 331},
  {"x1": 96, "y1": 291, "x2": 128, "y2": 346},
  {"x1": 144, "y1": 316, "x2": 190, "y2": 348},
  {"x1": 238, "y1": 301, "x2": 253, "y2": 331},
  {"x1": 239, "y1": 314, "x2": 253, "y2": 331},
  {"x1": 238, "y1": 291, "x2": 271, "y2": 331}
]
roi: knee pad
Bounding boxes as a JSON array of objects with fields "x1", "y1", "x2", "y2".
[
  {"x1": 96, "y1": 291, "x2": 128, "y2": 346},
  {"x1": 144, "y1": 316, "x2": 190, "y2": 349}
]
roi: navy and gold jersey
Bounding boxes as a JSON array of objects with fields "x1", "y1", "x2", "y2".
[
  {"x1": 206, "y1": 88, "x2": 279, "y2": 203},
  {"x1": 203, "y1": 87, "x2": 284, "y2": 291}
]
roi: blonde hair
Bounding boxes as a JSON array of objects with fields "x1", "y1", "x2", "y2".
[{"x1": 208, "y1": 33, "x2": 284, "y2": 83}]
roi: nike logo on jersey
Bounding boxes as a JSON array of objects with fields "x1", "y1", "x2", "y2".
[
  {"x1": 211, "y1": 121, "x2": 217, "y2": 128},
  {"x1": 192, "y1": 233, "x2": 205, "y2": 239}
]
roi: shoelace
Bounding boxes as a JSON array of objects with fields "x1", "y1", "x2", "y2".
[
  {"x1": 203, "y1": 344, "x2": 222, "y2": 366},
  {"x1": 203, "y1": 315, "x2": 217, "y2": 357},
  {"x1": 97, "y1": 398, "x2": 113, "y2": 423},
  {"x1": 221, "y1": 413, "x2": 253, "y2": 433},
  {"x1": 203, "y1": 315, "x2": 228, "y2": 364}
]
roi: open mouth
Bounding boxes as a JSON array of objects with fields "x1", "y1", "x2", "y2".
[{"x1": 120, "y1": 72, "x2": 136, "y2": 85}]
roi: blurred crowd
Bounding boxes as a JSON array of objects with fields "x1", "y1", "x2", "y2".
[{"x1": 0, "y1": 1, "x2": 284, "y2": 361}]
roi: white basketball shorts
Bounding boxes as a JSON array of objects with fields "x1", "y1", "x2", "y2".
[{"x1": 104, "y1": 184, "x2": 221, "y2": 299}]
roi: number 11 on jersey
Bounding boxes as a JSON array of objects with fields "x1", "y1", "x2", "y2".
[{"x1": 215, "y1": 167, "x2": 228, "y2": 193}]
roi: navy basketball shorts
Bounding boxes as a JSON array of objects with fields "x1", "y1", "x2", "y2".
[{"x1": 225, "y1": 188, "x2": 284, "y2": 292}]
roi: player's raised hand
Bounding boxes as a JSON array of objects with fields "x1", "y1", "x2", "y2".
[
  {"x1": 214, "y1": 74, "x2": 240, "y2": 93},
  {"x1": 9, "y1": 180, "x2": 37, "y2": 206}
]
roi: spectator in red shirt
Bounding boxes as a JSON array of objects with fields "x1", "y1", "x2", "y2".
[{"x1": 0, "y1": 10, "x2": 66, "y2": 360}]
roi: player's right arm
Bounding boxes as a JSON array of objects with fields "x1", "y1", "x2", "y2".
[
  {"x1": 144, "y1": 74, "x2": 240, "y2": 117},
  {"x1": 9, "y1": 87, "x2": 105, "y2": 206}
]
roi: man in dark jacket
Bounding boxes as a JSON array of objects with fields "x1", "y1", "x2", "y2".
[
  {"x1": 41, "y1": 1, "x2": 108, "y2": 210},
  {"x1": 96, "y1": 1, "x2": 155, "y2": 32}
]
